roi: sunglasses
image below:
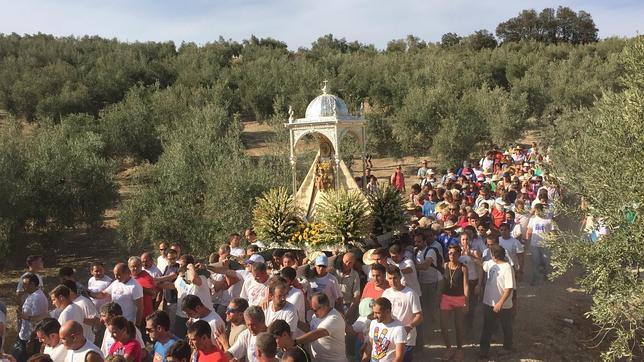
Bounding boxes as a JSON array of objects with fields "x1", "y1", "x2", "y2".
[{"x1": 226, "y1": 307, "x2": 239, "y2": 314}]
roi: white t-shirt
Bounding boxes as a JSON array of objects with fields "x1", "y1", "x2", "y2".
[
  {"x1": 368, "y1": 319, "x2": 407, "y2": 362},
  {"x1": 101, "y1": 325, "x2": 145, "y2": 356},
  {"x1": 44, "y1": 343, "x2": 67, "y2": 362},
  {"x1": 482, "y1": 260, "x2": 515, "y2": 309},
  {"x1": 240, "y1": 277, "x2": 269, "y2": 307},
  {"x1": 415, "y1": 243, "x2": 443, "y2": 284},
  {"x1": 228, "y1": 329, "x2": 257, "y2": 362},
  {"x1": 72, "y1": 296, "x2": 98, "y2": 342},
  {"x1": 499, "y1": 237, "x2": 524, "y2": 270},
  {"x1": 87, "y1": 275, "x2": 112, "y2": 310},
  {"x1": 286, "y1": 287, "x2": 306, "y2": 322},
  {"x1": 186, "y1": 275, "x2": 214, "y2": 311},
  {"x1": 193, "y1": 310, "x2": 225, "y2": 339},
  {"x1": 392, "y1": 258, "x2": 421, "y2": 296},
  {"x1": 157, "y1": 255, "x2": 168, "y2": 274},
  {"x1": 265, "y1": 301, "x2": 301, "y2": 337},
  {"x1": 309, "y1": 308, "x2": 348, "y2": 362},
  {"x1": 103, "y1": 278, "x2": 143, "y2": 323},
  {"x1": 528, "y1": 216, "x2": 553, "y2": 247},
  {"x1": 308, "y1": 273, "x2": 342, "y2": 308},
  {"x1": 144, "y1": 265, "x2": 162, "y2": 278},
  {"x1": 65, "y1": 340, "x2": 103, "y2": 362},
  {"x1": 58, "y1": 303, "x2": 84, "y2": 327},
  {"x1": 230, "y1": 247, "x2": 245, "y2": 258},
  {"x1": 20, "y1": 289, "x2": 49, "y2": 341},
  {"x1": 174, "y1": 276, "x2": 190, "y2": 318},
  {"x1": 458, "y1": 255, "x2": 479, "y2": 281},
  {"x1": 381, "y1": 286, "x2": 421, "y2": 346}
]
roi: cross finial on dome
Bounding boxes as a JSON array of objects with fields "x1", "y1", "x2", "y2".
[{"x1": 322, "y1": 80, "x2": 328, "y2": 95}]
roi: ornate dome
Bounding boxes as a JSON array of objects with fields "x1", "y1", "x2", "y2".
[{"x1": 305, "y1": 92, "x2": 349, "y2": 119}]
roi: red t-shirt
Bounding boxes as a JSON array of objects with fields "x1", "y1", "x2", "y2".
[
  {"x1": 361, "y1": 281, "x2": 386, "y2": 300},
  {"x1": 109, "y1": 339, "x2": 142, "y2": 362},
  {"x1": 134, "y1": 270, "x2": 155, "y2": 318},
  {"x1": 197, "y1": 349, "x2": 229, "y2": 362},
  {"x1": 490, "y1": 207, "x2": 506, "y2": 230}
]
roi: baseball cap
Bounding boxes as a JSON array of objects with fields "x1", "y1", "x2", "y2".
[
  {"x1": 314, "y1": 255, "x2": 328, "y2": 266},
  {"x1": 245, "y1": 254, "x2": 265, "y2": 264}
]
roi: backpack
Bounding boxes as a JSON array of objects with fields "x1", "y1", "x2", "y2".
[{"x1": 423, "y1": 245, "x2": 445, "y2": 274}]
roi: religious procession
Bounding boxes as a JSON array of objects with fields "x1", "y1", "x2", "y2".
[{"x1": 4, "y1": 88, "x2": 571, "y2": 362}]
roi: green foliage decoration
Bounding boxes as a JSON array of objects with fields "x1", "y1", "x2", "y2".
[
  {"x1": 315, "y1": 189, "x2": 371, "y2": 250},
  {"x1": 252, "y1": 187, "x2": 303, "y2": 248},
  {"x1": 365, "y1": 184, "x2": 406, "y2": 235}
]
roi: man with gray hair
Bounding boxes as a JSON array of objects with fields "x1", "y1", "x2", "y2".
[
  {"x1": 219, "y1": 305, "x2": 267, "y2": 362},
  {"x1": 295, "y1": 292, "x2": 347, "y2": 362},
  {"x1": 255, "y1": 332, "x2": 278, "y2": 362}
]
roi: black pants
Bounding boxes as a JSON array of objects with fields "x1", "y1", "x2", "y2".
[
  {"x1": 479, "y1": 305, "x2": 513, "y2": 354},
  {"x1": 465, "y1": 279, "x2": 478, "y2": 331}
]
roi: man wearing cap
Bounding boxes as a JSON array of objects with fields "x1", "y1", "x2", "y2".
[
  {"x1": 417, "y1": 161, "x2": 428, "y2": 181},
  {"x1": 240, "y1": 258, "x2": 270, "y2": 307},
  {"x1": 309, "y1": 255, "x2": 343, "y2": 311}
]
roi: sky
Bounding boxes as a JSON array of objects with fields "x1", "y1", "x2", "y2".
[{"x1": 0, "y1": 0, "x2": 641, "y2": 49}]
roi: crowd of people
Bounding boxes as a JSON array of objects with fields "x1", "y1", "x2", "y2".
[{"x1": 0, "y1": 143, "x2": 560, "y2": 362}]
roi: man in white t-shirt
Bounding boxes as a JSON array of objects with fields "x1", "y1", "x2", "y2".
[
  {"x1": 363, "y1": 297, "x2": 406, "y2": 362},
  {"x1": 221, "y1": 305, "x2": 267, "y2": 362},
  {"x1": 87, "y1": 262, "x2": 112, "y2": 312},
  {"x1": 141, "y1": 252, "x2": 162, "y2": 278},
  {"x1": 228, "y1": 233, "x2": 246, "y2": 258},
  {"x1": 263, "y1": 280, "x2": 302, "y2": 337},
  {"x1": 279, "y1": 267, "x2": 306, "y2": 323},
  {"x1": 157, "y1": 242, "x2": 169, "y2": 273},
  {"x1": 295, "y1": 293, "x2": 347, "y2": 362},
  {"x1": 389, "y1": 244, "x2": 421, "y2": 297},
  {"x1": 309, "y1": 255, "x2": 343, "y2": 309},
  {"x1": 479, "y1": 245, "x2": 515, "y2": 358},
  {"x1": 240, "y1": 261, "x2": 270, "y2": 307},
  {"x1": 90, "y1": 263, "x2": 144, "y2": 325},
  {"x1": 181, "y1": 295, "x2": 225, "y2": 340},
  {"x1": 526, "y1": 204, "x2": 554, "y2": 285},
  {"x1": 499, "y1": 223, "x2": 525, "y2": 279},
  {"x1": 62, "y1": 280, "x2": 99, "y2": 343},
  {"x1": 35, "y1": 318, "x2": 66, "y2": 362},
  {"x1": 381, "y1": 265, "x2": 422, "y2": 360},
  {"x1": 60, "y1": 321, "x2": 103, "y2": 362},
  {"x1": 15, "y1": 273, "x2": 49, "y2": 361}
]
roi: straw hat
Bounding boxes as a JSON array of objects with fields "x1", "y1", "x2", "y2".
[
  {"x1": 443, "y1": 220, "x2": 457, "y2": 229},
  {"x1": 418, "y1": 217, "x2": 432, "y2": 229},
  {"x1": 362, "y1": 249, "x2": 377, "y2": 265},
  {"x1": 476, "y1": 205, "x2": 488, "y2": 217}
]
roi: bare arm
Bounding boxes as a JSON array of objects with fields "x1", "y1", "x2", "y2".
[
  {"x1": 296, "y1": 327, "x2": 329, "y2": 345},
  {"x1": 493, "y1": 288, "x2": 513, "y2": 313},
  {"x1": 134, "y1": 297, "x2": 144, "y2": 326},
  {"x1": 394, "y1": 343, "x2": 406, "y2": 362},
  {"x1": 186, "y1": 264, "x2": 201, "y2": 286}
]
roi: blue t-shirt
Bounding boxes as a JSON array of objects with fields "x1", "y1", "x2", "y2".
[
  {"x1": 153, "y1": 336, "x2": 179, "y2": 362},
  {"x1": 422, "y1": 201, "x2": 437, "y2": 217}
]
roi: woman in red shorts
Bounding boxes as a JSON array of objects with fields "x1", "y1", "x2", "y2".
[{"x1": 439, "y1": 245, "x2": 469, "y2": 361}]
